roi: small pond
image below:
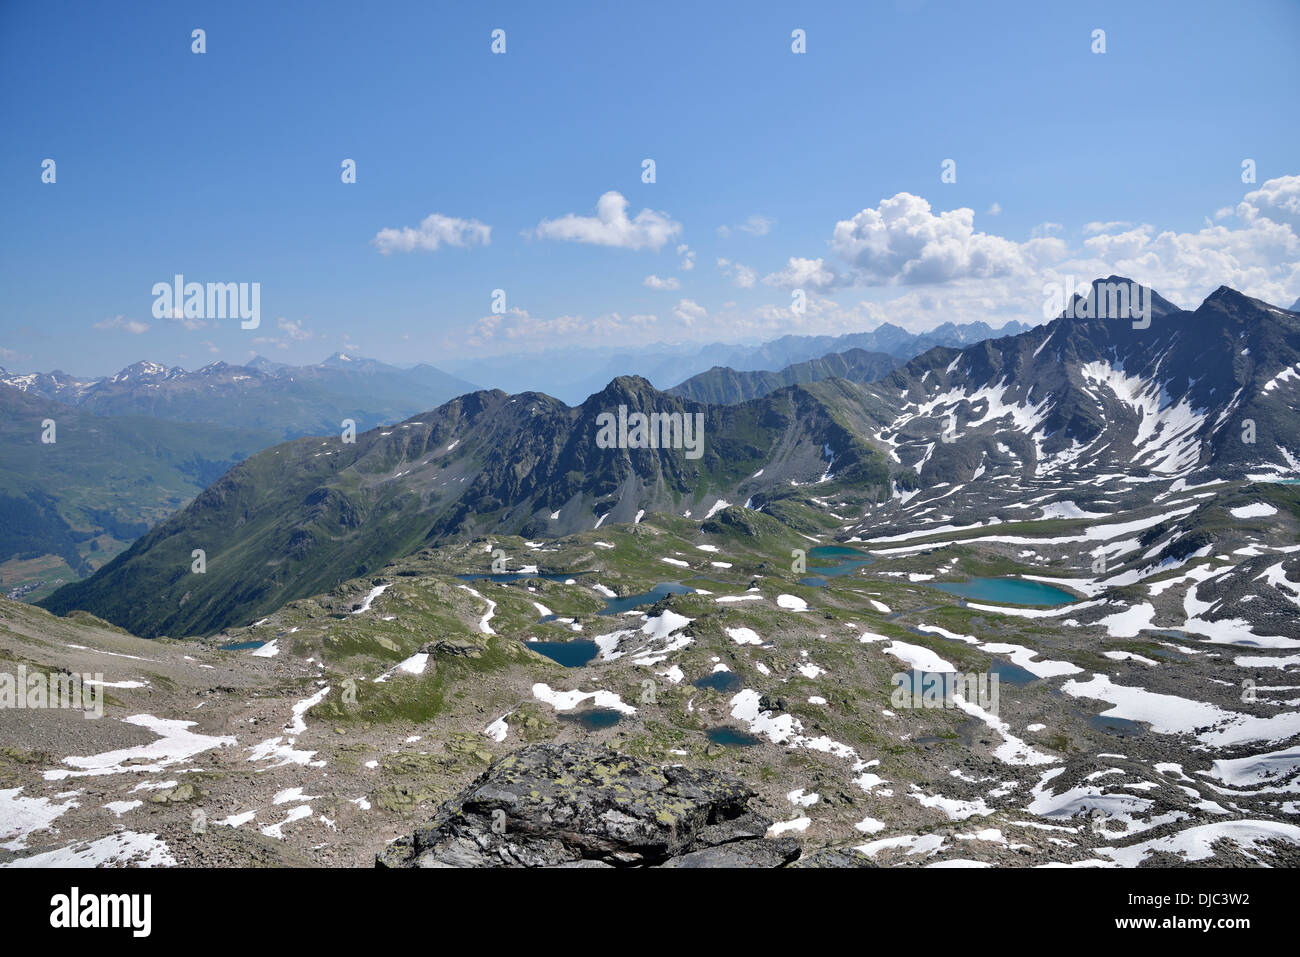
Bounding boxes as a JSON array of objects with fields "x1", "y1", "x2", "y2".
[
  {"x1": 528, "y1": 640, "x2": 599, "y2": 668},
  {"x1": 557, "y1": 708, "x2": 624, "y2": 730},
  {"x1": 706, "y1": 726, "x2": 763, "y2": 747},
  {"x1": 598, "y1": 582, "x2": 695, "y2": 616}
]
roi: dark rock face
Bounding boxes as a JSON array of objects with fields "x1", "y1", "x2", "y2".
[{"x1": 377, "y1": 743, "x2": 851, "y2": 868}]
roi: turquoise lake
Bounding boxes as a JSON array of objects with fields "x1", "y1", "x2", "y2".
[
  {"x1": 800, "y1": 545, "x2": 874, "y2": 586},
  {"x1": 598, "y1": 582, "x2": 695, "y2": 615},
  {"x1": 706, "y1": 726, "x2": 763, "y2": 747},
  {"x1": 557, "y1": 708, "x2": 623, "y2": 730},
  {"x1": 693, "y1": 670, "x2": 743, "y2": 693},
  {"x1": 929, "y1": 577, "x2": 1076, "y2": 606}
]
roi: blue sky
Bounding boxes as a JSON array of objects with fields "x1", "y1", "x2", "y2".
[{"x1": 2, "y1": 0, "x2": 1298, "y2": 377}]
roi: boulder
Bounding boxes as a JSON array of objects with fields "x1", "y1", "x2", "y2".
[{"x1": 377, "y1": 742, "x2": 813, "y2": 868}]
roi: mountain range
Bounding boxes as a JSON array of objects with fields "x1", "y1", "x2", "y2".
[
  {"x1": 38, "y1": 376, "x2": 889, "y2": 637},
  {"x1": 0, "y1": 324, "x2": 1019, "y2": 603},
  {"x1": 864, "y1": 280, "x2": 1300, "y2": 487},
  {"x1": 37, "y1": 279, "x2": 1300, "y2": 638},
  {"x1": 0, "y1": 353, "x2": 480, "y2": 440},
  {"x1": 440, "y1": 319, "x2": 1032, "y2": 403}
]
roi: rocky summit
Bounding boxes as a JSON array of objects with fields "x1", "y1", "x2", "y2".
[{"x1": 377, "y1": 743, "x2": 839, "y2": 868}]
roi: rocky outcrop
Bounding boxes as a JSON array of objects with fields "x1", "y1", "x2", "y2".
[{"x1": 377, "y1": 743, "x2": 846, "y2": 868}]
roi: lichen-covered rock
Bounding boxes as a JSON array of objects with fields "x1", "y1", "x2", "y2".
[
  {"x1": 377, "y1": 743, "x2": 809, "y2": 868},
  {"x1": 420, "y1": 637, "x2": 485, "y2": 659},
  {"x1": 789, "y1": 847, "x2": 877, "y2": 868}
]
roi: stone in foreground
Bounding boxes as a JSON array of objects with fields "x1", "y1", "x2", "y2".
[{"x1": 376, "y1": 743, "x2": 847, "y2": 868}]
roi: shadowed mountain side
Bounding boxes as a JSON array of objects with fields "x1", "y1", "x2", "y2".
[{"x1": 39, "y1": 376, "x2": 891, "y2": 637}]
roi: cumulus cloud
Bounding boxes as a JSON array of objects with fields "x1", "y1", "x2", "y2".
[
  {"x1": 94, "y1": 316, "x2": 150, "y2": 335},
  {"x1": 535, "y1": 191, "x2": 681, "y2": 251},
  {"x1": 762, "y1": 257, "x2": 847, "y2": 291},
  {"x1": 1027, "y1": 176, "x2": 1299, "y2": 309},
  {"x1": 677, "y1": 243, "x2": 696, "y2": 270},
  {"x1": 716, "y1": 257, "x2": 756, "y2": 288},
  {"x1": 457, "y1": 176, "x2": 1300, "y2": 357},
  {"x1": 643, "y1": 274, "x2": 680, "y2": 291},
  {"x1": 372, "y1": 213, "x2": 491, "y2": 254},
  {"x1": 673, "y1": 299, "x2": 707, "y2": 325},
  {"x1": 1061, "y1": 214, "x2": 1300, "y2": 309},
  {"x1": 1238, "y1": 174, "x2": 1300, "y2": 233},
  {"x1": 830, "y1": 192, "x2": 1024, "y2": 285},
  {"x1": 986, "y1": 202, "x2": 1002, "y2": 216},
  {"x1": 766, "y1": 177, "x2": 1299, "y2": 311}
]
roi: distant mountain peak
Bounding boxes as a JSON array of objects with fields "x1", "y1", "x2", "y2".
[
  {"x1": 1205, "y1": 284, "x2": 1246, "y2": 302},
  {"x1": 585, "y1": 374, "x2": 668, "y2": 410},
  {"x1": 1053, "y1": 276, "x2": 1179, "y2": 324},
  {"x1": 246, "y1": 355, "x2": 287, "y2": 372},
  {"x1": 112, "y1": 360, "x2": 176, "y2": 382},
  {"x1": 1199, "y1": 285, "x2": 1274, "y2": 316}
]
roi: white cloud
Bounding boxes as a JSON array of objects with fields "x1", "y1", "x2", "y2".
[
  {"x1": 535, "y1": 191, "x2": 681, "y2": 251},
  {"x1": 673, "y1": 299, "x2": 707, "y2": 325},
  {"x1": 830, "y1": 192, "x2": 1024, "y2": 285},
  {"x1": 643, "y1": 275, "x2": 680, "y2": 291},
  {"x1": 762, "y1": 257, "x2": 846, "y2": 291},
  {"x1": 716, "y1": 257, "x2": 756, "y2": 288},
  {"x1": 1044, "y1": 177, "x2": 1300, "y2": 309},
  {"x1": 677, "y1": 243, "x2": 696, "y2": 270},
  {"x1": 461, "y1": 176, "x2": 1300, "y2": 357},
  {"x1": 1238, "y1": 174, "x2": 1300, "y2": 233},
  {"x1": 1083, "y1": 220, "x2": 1133, "y2": 234},
  {"x1": 277, "y1": 317, "x2": 314, "y2": 341},
  {"x1": 1063, "y1": 211, "x2": 1300, "y2": 309},
  {"x1": 986, "y1": 202, "x2": 1002, "y2": 216},
  {"x1": 769, "y1": 177, "x2": 1299, "y2": 311},
  {"x1": 94, "y1": 316, "x2": 150, "y2": 335},
  {"x1": 372, "y1": 213, "x2": 491, "y2": 254},
  {"x1": 718, "y1": 214, "x2": 774, "y2": 238}
]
